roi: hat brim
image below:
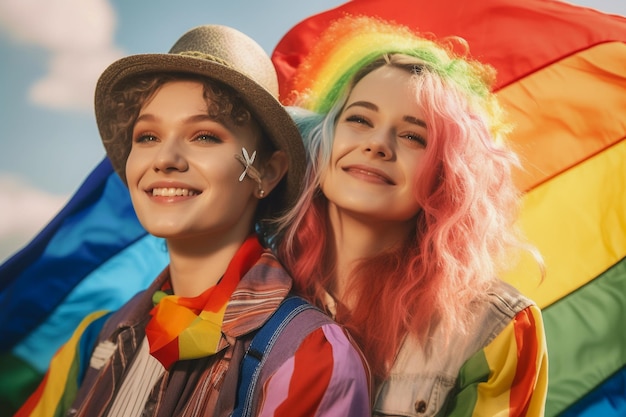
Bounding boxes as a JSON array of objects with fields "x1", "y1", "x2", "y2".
[{"x1": 95, "y1": 53, "x2": 305, "y2": 214}]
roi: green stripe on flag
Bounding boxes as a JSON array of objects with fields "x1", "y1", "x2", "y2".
[
  {"x1": 543, "y1": 257, "x2": 626, "y2": 417},
  {"x1": 0, "y1": 352, "x2": 44, "y2": 417}
]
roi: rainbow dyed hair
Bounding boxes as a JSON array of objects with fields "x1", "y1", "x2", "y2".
[
  {"x1": 277, "y1": 16, "x2": 539, "y2": 381},
  {"x1": 286, "y1": 15, "x2": 508, "y2": 143}
]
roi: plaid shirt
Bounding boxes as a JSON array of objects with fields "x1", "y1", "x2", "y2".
[{"x1": 18, "y1": 250, "x2": 370, "y2": 417}]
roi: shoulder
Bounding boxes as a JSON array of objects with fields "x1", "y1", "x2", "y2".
[
  {"x1": 102, "y1": 269, "x2": 169, "y2": 334},
  {"x1": 297, "y1": 320, "x2": 368, "y2": 373},
  {"x1": 223, "y1": 252, "x2": 293, "y2": 336},
  {"x1": 485, "y1": 279, "x2": 536, "y2": 320},
  {"x1": 376, "y1": 291, "x2": 546, "y2": 417},
  {"x1": 388, "y1": 280, "x2": 541, "y2": 380},
  {"x1": 262, "y1": 303, "x2": 353, "y2": 369},
  {"x1": 236, "y1": 251, "x2": 292, "y2": 295},
  {"x1": 258, "y1": 310, "x2": 371, "y2": 415},
  {"x1": 460, "y1": 279, "x2": 538, "y2": 348},
  {"x1": 98, "y1": 282, "x2": 156, "y2": 337},
  {"x1": 277, "y1": 304, "x2": 369, "y2": 381}
]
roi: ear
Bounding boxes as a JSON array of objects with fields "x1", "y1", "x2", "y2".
[{"x1": 257, "y1": 150, "x2": 288, "y2": 198}]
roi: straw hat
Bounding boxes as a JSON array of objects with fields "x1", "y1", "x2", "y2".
[{"x1": 94, "y1": 24, "x2": 305, "y2": 214}]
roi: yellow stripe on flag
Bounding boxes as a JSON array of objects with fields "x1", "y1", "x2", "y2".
[
  {"x1": 30, "y1": 310, "x2": 109, "y2": 417},
  {"x1": 503, "y1": 140, "x2": 626, "y2": 308}
]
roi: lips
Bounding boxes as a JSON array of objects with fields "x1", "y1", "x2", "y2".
[{"x1": 342, "y1": 165, "x2": 395, "y2": 185}]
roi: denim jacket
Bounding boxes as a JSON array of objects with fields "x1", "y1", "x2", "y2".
[{"x1": 372, "y1": 280, "x2": 548, "y2": 417}]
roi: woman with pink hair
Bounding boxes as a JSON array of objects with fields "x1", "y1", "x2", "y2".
[{"x1": 276, "y1": 16, "x2": 548, "y2": 416}]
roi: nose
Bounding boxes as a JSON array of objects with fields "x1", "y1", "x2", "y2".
[
  {"x1": 153, "y1": 139, "x2": 188, "y2": 173},
  {"x1": 362, "y1": 131, "x2": 393, "y2": 160}
]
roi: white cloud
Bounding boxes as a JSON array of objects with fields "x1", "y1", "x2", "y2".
[
  {"x1": 30, "y1": 46, "x2": 123, "y2": 111},
  {"x1": 0, "y1": 0, "x2": 124, "y2": 112},
  {"x1": 0, "y1": 174, "x2": 68, "y2": 263}
]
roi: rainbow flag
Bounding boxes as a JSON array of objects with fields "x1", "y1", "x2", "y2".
[
  {"x1": 0, "y1": 158, "x2": 168, "y2": 415},
  {"x1": 271, "y1": 0, "x2": 626, "y2": 416},
  {"x1": 1, "y1": 1, "x2": 624, "y2": 416}
]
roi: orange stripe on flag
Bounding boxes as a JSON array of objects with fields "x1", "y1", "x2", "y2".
[{"x1": 497, "y1": 42, "x2": 626, "y2": 193}]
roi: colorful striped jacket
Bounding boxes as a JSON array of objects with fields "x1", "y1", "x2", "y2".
[
  {"x1": 16, "y1": 251, "x2": 371, "y2": 417},
  {"x1": 372, "y1": 280, "x2": 548, "y2": 416}
]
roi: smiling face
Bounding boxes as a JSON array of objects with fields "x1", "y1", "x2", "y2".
[
  {"x1": 321, "y1": 65, "x2": 428, "y2": 230},
  {"x1": 125, "y1": 80, "x2": 264, "y2": 246}
]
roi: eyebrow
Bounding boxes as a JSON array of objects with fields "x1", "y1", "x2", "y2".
[
  {"x1": 345, "y1": 100, "x2": 427, "y2": 128},
  {"x1": 404, "y1": 115, "x2": 427, "y2": 128},
  {"x1": 135, "y1": 113, "x2": 217, "y2": 124}
]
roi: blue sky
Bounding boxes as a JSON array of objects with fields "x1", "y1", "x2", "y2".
[{"x1": 0, "y1": 0, "x2": 624, "y2": 262}]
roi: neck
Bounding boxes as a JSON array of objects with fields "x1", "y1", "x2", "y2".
[
  {"x1": 166, "y1": 233, "x2": 251, "y2": 297},
  {"x1": 327, "y1": 204, "x2": 412, "y2": 305}
]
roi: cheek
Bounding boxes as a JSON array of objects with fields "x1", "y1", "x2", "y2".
[
  {"x1": 125, "y1": 145, "x2": 155, "y2": 180},
  {"x1": 197, "y1": 154, "x2": 242, "y2": 185},
  {"x1": 125, "y1": 149, "x2": 142, "y2": 184},
  {"x1": 400, "y1": 152, "x2": 425, "y2": 188},
  {"x1": 319, "y1": 170, "x2": 330, "y2": 195},
  {"x1": 319, "y1": 144, "x2": 339, "y2": 189},
  {"x1": 332, "y1": 125, "x2": 352, "y2": 152},
  {"x1": 407, "y1": 154, "x2": 430, "y2": 201},
  {"x1": 327, "y1": 133, "x2": 353, "y2": 168}
]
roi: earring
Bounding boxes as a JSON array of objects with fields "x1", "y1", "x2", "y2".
[{"x1": 259, "y1": 189, "x2": 265, "y2": 198}]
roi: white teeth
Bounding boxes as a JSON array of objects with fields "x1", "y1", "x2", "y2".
[{"x1": 151, "y1": 188, "x2": 197, "y2": 197}]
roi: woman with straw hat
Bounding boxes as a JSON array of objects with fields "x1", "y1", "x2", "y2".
[{"x1": 16, "y1": 24, "x2": 370, "y2": 417}]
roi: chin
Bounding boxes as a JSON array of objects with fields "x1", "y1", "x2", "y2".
[{"x1": 142, "y1": 223, "x2": 185, "y2": 238}]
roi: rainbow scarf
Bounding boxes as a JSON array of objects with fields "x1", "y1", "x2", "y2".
[{"x1": 145, "y1": 236, "x2": 263, "y2": 369}]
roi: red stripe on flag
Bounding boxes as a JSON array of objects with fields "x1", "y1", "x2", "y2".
[{"x1": 273, "y1": 0, "x2": 626, "y2": 100}]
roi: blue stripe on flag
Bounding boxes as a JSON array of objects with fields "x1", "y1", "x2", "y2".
[{"x1": 0, "y1": 158, "x2": 152, "y2": 351}]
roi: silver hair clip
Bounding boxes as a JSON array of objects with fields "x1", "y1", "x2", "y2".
[
  {"x1": 238, "y1": 147, "x2": 256, "y2": 182},
  {"x1": 235, "y1": 147, "x2": 263, "y2": 190}
]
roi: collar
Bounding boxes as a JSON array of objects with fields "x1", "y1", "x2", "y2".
[
  {"x1": 111, "y1": 249, "x2": 292, "y2": 345},
  {"x1": 220, "y1": 250, "x2": 292, "y2": 338}
]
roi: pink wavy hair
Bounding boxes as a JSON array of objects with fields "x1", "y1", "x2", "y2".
[{"x1": 275, "y1": 17, "x2": 541, "y2": 382}]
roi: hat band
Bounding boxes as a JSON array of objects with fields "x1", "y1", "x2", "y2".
[{"x1": 178, "y1": 51, "x2": 232, "y2": 68}]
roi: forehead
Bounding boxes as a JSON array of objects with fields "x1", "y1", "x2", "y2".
[
  {"x1": 347, "y1": 66, "x2": 424, "y2": 117},
  {"x1": 143, "y1": 80, "x2": 207, "y2": 109},
  {"x1": 351, "y1": 65, "x2": 414, "y2": 96},
  {"x1": 140, "y1": 80, "x2": 263, "y2": 144},
  {"x1": 347, "y1": 67, "x2": 422, "y2": 114}
]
